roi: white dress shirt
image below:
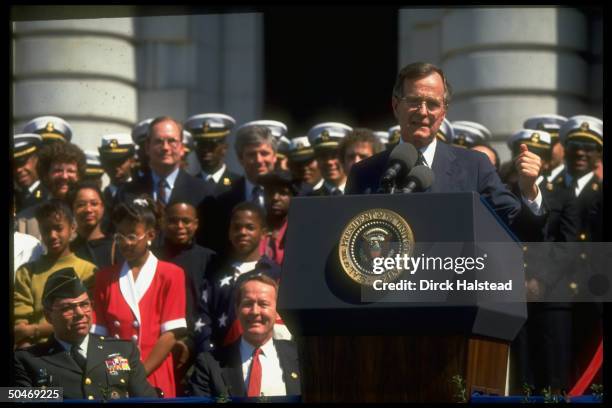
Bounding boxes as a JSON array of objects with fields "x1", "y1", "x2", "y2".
[
  {"x1": 240, "y1": 337, "x2": 287, "y2": 396},
  {"x1": 201, "y1": 164, "x2": 227, "y2": 184},
  {"x1": 565, "y1": 171, "x2": 594, "y2": 197}
]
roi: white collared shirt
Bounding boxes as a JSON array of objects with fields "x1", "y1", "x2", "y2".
[
  {"x1": 57, "y1": 334, "x2": 90, "y2": 359},
  {"x1": 565, "y1": 171, "x2": 594, "y2": 197},
  {"x1": 240, "y1": 337, "x2": 287, "y2": 396},
  {"x1": 547, "y1": 164, "x2": 565, "y2": 183},
  {"x1": 323, "y1": 181, "x2": 346, "y2": 194},
  {"x1": 151, "y1": 167, "x2": 180, "y2": 203},
  {"x1": 201, "y1": 164, "x2": 227, "y2": 184},
  {"x1": 312, "y1": 178, "x2": 324, "y2": 190},
  {"x1": 27, "y1": 180, "x2": 41, "y2": 195}
]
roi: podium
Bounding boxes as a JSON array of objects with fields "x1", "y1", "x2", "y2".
[{"x1": 278, "y1": 192, "x2": 527, "y2": 402}]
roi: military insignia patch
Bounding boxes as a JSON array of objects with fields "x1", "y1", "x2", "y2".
[
  {"x1": 580, "y1": 122, "x2": 589, "y2": 131},
  {"x1": 105, "y1": 356, "x2": 131, "y2": 375},
  {"x1": 223, "y1": 177, "x2": 231, "y2": 186},
  {"x1": 546, "y1": 182, "x2": 553, "y2": 192},
  {"x1": 530, "y1": 132, "x2": 540, "y2": 144},
  {"x1": 203, "y1": 122, "x2": 210, "y2": 134},
  {"x1": 35, "y1": 190, "x2": 42, "y2": 198},
  {"x1": 45, "y1": 122, "x2": 55, "y2": 133},
  {"x1": 110, "y1": 139, "x2": 119, "y2": 149},
  {"x1": 321, "y1": 130, "x2": 330, "y2": 142},
  {"x1": 592, "y1": 183, "x2": 599, "y2": 191}
]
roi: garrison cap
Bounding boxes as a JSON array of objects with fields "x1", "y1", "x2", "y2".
[{"x1": 42, "y1": 267, "x2": 87, "y2": 308}]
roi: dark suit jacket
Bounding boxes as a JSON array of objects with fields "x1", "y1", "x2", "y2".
[
  {"x1": 196, "y1": 167, "x2": 241, "y2": 197},
  {"x1": 189, "y1": 339, "x2": 301, "y2": 398},
  {"x1": 13, "y1": 334, "x2": 157, "y2": 400},
  {"x1": 196, "y1": 177, "x2": 248, "y2": 255},
  {"x1": 114, "y1": 168, "x2": 215, "y2": 209},
  {"x1": 346, "y1": 141, "x2": 537, "y2": 229}
]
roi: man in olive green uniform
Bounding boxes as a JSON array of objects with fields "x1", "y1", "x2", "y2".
[{"x1": 13, "y1": 268, "x2": 158, "y2": 400}]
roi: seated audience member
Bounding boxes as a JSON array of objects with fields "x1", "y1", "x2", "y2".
[
  {"x1": 68, "y1": 181, "x2": 119, "y2": 269},
  {"x1": 92, "y1": 196, "x2": 187, "y2": 398},
  {"x1": 16, "y1": 141, "x2": 87, "y2": 240},
  {"x1": 155, "y1": 201, "x2": 217, "y2": 394},
  {"x1": 189, "y1": 272, "x2": 301, "y2": 397},
  {"x1": 13, "y1": 268, "x2": 158, "y2": 400},
  {"x1": 194, "y1": 202, "x2": 285, "y2": 355},
  {"x1": 14, "y1": 200, "x2": 97, "y2": 348},
  {"x1": 258, "y1": 170, "x2": 299, "y2": 265}
]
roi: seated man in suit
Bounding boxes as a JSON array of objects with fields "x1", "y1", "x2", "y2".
[
  {"x1": 189, "y1": 272, "x2": 301, "y2": 398},
  {"x1": 13, "y1": 268, "x2": 158, "y2": 400},
  {"x1": 346, "y1": 62, "x2": 545, "y2": 229},
  {"x1": 114, "y1": 116, "x2": 215, "y2": 212}
]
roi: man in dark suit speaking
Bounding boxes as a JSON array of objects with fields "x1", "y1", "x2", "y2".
[{"x1": 346, "y1": 62, "x2": 545, "y2": 227}]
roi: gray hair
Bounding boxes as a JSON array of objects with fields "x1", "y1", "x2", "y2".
[
  {"x1": 234, "y1": 125, "x2": 278, "y2": 158},
  {"x1": 392, "y1": 62, "x2": 453, "y2": 107}
]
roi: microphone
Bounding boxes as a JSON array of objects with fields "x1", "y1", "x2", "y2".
[
  {"x1": 379, "y1": 143, "x2": 419, "y2": 192},
  {"x1": 399, "y1": 165, "x2": 435, "y2": 193}
]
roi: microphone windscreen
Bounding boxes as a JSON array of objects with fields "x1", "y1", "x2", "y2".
[
  {"x1": 407, "y1": 165, "x2": 435, "y2": 190},
  {"x1": 388, "y1": 142, "x2": 419, "y2": 171}
]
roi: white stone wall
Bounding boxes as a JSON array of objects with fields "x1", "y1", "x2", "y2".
[{"x1": 12, "y1": 18, "x2": 137, "y2": 152}]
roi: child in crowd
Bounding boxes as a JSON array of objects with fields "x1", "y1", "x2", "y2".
[
  {"x1": 14, "y1": 199, "x2": 97, "y2": 348},
  {"x1": 92, "y1": 196, "x2": 186, "y2": 398}
]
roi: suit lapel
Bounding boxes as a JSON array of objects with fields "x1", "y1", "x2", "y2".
[
  {"x1": 274, "y1": 340, "x2": 301, "y2": 396},
  {"x1": 430, "y1": 141, "x2": 456, "y2": 193},
  {"x1": 220, "y1": 342, "x2": 246, "y2": 396},
  {"x1": 40, "y1": 337, "x2": 82, "y2": 375}
]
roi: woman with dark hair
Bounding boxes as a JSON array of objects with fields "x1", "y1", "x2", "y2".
[
  {"x1": 92, "y1": 195, "x2": 187, "y2": 398},
  {"x1": 68, "y1": 181, "x2": 119, "y2": 269}
]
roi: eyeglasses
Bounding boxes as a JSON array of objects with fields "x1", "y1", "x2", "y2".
[
  {"x1": 396, "y1": 95, "x2": 445, "y2": 114},
  {"x1": 151, "y1": 138, "x2": 180, "y2": 148},
  {"x1": 566, "y1": 140, "x2": 600, "y2": 152},
  {"x1": 53, "y1": 300, "x2": 92, "y2": 317},
  {"x1": 113, "y1": 233, "x2": 147, "y2": 245}
]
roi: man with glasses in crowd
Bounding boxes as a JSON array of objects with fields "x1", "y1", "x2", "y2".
[{"x1": 115, "y1": 116, "x2": 215, "y2": 214}]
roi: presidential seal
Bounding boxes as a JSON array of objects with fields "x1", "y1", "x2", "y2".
[{"x1": 338, "y1": 208, "x2": 414, "y2": 286}]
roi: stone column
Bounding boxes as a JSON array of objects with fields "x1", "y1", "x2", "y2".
[{"x1": 12, "y1": 18, "x2": 137, "y2": 152}]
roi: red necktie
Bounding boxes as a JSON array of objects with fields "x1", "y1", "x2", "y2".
[{"x1": 246, "y1": 347, "x2": 262, "y2": 397}]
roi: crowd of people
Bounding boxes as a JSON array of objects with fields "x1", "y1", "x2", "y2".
[{"x1": 11, "y1": 61, "x2": 603, "y2": 400}]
